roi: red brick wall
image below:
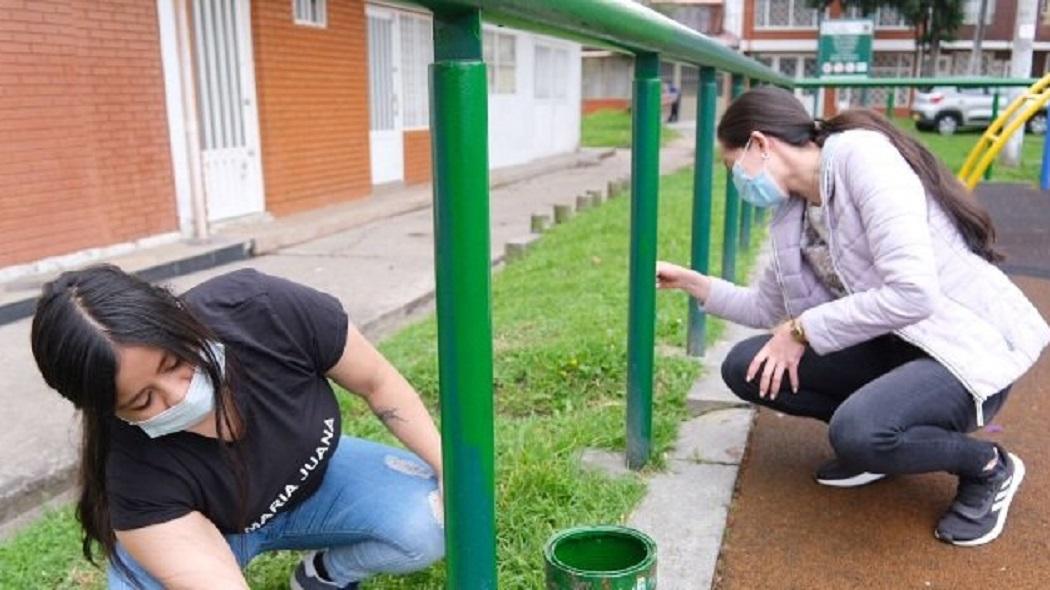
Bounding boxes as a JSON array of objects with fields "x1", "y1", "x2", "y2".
[
  {"x1": 403, "y1": 129, "x2": 431, "y2": 185},
  {"x1": 251, "y1": 0, "x2": 371, "y2": 217},
  {"x1": 0, "y1": 0, "x2": 177, "y2": 268}
]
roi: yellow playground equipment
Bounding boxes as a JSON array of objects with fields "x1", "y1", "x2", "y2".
[{"x1": 959, "y1": 73, "x2": 1050, "y2": 189}]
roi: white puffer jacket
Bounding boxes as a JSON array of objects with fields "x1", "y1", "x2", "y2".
[{"x1": 704, "y1": 129, "x2": 1050, "y2": 424}]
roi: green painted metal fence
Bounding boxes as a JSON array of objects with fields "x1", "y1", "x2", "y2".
[
  {"x1": 411, "y1": 1, "x2": 1046, "y2": 585},
  {"x1": 409, "y1": 1, "x2": 785, "y2": 587}
]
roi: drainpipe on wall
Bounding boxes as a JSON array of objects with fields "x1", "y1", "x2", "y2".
[{"x1": 174, "y1": 0, "x2": 209, "y2": 241}]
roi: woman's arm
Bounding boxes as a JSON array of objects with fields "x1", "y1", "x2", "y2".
[
  {"x1": 326, "y1": 325, "x2": 443, "y2": 479},
  {"x1": 115, "y1": 512, "x2": 248, "y2": 589},
  {"x1": 657, "y1": 260, "x2": 787, "y2": 329}
]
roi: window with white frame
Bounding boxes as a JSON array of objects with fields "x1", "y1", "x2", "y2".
[
  {"x1": 843, "y1": 5, "x2": 908, "y2": 27},
  {"x1": 962, "y1": 0, "x2": 996, "y2": 25},
  {"x1": 876, "y1": 5, "x2": 908, "y2": 27},
  {"x1": 755, "y1": 0, "x2": 818, "y2": 28},
  {"x1": 535, "y1": 44, "x2": 569, "y2": 100},
  {"x1": 293, "y1": 0, "x2": 326, "y2": 27},
  {"x1": 399, "y1": 13, "x2": 433, "y2": 128},
  {"x1": 483, "y1": 30, "x2": 517, "y2": 94}
]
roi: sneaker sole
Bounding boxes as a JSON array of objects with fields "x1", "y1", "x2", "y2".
[
  {"x1": 815, "y1": 472, "x2": 886, "y2": 488},
  {"x1": 938, "y1": 452, "x2": 1026, "y2": 547}
]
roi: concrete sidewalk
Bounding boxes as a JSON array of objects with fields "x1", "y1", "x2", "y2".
[
  {"x1": 0, "y1": 136, "x2": 697, "y2": 537},
  {"x1": 0, "y1": 148, "x2": 619, "y2": 324}
]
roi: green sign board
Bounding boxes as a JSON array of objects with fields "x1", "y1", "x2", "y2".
[{"x1": 818, "y1": 19, "x2": 873, "y2": 78}]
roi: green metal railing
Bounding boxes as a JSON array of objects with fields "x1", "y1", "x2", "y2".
[
  {"x1": 429, "y1": 9, "x2": 497, "y2": 587},
  {"x1": 685, "y1": 66, "x2": 718, "y2": 357},
  {"x1": 721, "y1": 74, "x2": 745, "y2": 285},
  {"x1": 625, "y1": 52, "x2": 661, "y2": 470},
  {"x1": 410, "y1": 1, "x2": 785, "y2": 587},
  {"x1": 414, "y1": 0, "x2": 1045, "y2": 583},
  {"x1": 793, "y1": 76, "x2": 1039, "y2": 89}
]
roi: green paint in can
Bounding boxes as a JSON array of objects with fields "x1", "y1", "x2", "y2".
[{"x1": 544, "y1": 526, "x2": 657, "y2": 590}]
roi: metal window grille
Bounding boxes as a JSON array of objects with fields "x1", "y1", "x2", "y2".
[
  {"x1": 293, "y1": 0, "x2": 326, "y2": 27},
  {"x1": 400, "y1": 13, "x2": 433, "y2": 128}
]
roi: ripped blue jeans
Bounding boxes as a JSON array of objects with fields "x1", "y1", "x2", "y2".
[{"x1": 107, "y1": 436, "x2": 445, "y2": 588}]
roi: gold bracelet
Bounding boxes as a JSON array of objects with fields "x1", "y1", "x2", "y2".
[{"x1": 788, "y1": 318, "x2": 808, "y2": 344}]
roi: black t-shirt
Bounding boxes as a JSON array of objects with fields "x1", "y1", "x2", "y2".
[{"x1": 106, "y1": 269, "x2": 349, "y2": 533}]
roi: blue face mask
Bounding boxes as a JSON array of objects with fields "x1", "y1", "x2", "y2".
[
  {"x1": 731, "y1": 137, "x2": 788, "y2": 209},
  {"x1": 126, "y1": 342, "x2": 225, "y2": 439}
]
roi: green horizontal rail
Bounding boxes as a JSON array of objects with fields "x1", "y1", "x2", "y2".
[
  {"x1": 796, "y1": 76, "x2": 1039, "y2": 89},
  {"x1": 409, "y1": 0, "x2": 789, "y2": 84}
]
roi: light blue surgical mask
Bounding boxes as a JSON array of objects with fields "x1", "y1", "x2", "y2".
[
  {"x1": 731, "y1": 137, "x2": 788, "y2": 209},
  {"x1": 126, "y1": 342, "x2": 225, "y2": 439}
]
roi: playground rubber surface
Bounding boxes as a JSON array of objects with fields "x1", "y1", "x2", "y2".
[{"x1": 714, "y1": 182, "x2": 1050, "y2": 589}]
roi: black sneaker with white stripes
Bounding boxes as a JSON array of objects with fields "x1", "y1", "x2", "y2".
[
  {"x1": 814, "y1": 458, "x2": 886, "y2": 488},
  {"x1": 290, "y1": 550, "x2": 360, "y2": 590},
  {"x1": 935, "y1": 446, "x2": 1025, "y2": 547}
]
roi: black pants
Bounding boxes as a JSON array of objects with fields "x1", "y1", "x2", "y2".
[{"x1": 721, "y1": 334, "x2": 1011, "y2": 478}]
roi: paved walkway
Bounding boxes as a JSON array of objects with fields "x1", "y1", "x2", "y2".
[
  {"x1": 715, "y1": 182, "x2": 1050, "y2": 588},
  {"x1": 0, "y1": 135, "x2": 697, "y2": 536}
]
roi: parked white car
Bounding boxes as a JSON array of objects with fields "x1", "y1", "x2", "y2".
[{"x1": 911, "y1": 86, "x2": 1048, "y2": 136}]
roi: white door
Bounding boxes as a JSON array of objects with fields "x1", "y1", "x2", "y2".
[
  {"x1": 367, "y1": 7, "x2": 404, "y2": 185},
  {"x1": 193, "y1": 0, "x2": 264, "y2": 222}
]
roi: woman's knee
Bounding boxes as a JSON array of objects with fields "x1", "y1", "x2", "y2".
[
  {"x1": 408, "y1": 519, "x2": 445, "y2": 569},
  {"x1": 720, "y1": 335, "x2": 770, "y2": 402},
  {"x1": 389, "y1": 490, "x2": 446, "y2": 569},
  {"x1": 828, "y1": 409, "x2": 899, "y2": 467}
]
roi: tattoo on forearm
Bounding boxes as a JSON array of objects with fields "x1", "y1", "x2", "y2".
[{"x1": 375, "y1": 407, "x2": 407, "y2": 425}]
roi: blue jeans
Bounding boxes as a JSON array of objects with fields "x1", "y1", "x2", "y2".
[{"x1": 107, "y1": 436, "x2": 445, "y2": 588}]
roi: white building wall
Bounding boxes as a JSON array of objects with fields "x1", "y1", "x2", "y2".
[
  {"x1": 724, "y1": 0, "x2": 744, "y2": 40},
  {"x1": 485, "y1": 27, "x2": 582, "y2": 169}
]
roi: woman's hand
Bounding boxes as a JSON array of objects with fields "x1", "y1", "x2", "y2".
[
  {"x1": 747, "y1": 322, "x2": 806, "y2": 399},
  {"x1": 656, "y1": 261, "x2": 711, "y2": 302}
]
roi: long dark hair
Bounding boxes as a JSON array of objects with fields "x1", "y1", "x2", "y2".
[
  {"x1": 30, "y1": 264, "x2": 246, "y2": 577},
  {"x1": 717, "y1": 85, "x2": 1002, "y2": 262}
]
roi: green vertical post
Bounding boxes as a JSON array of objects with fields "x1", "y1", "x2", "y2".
[
  {"x1": 986, "y1": 91, "x2": 1000, "y2": 181},
  {"x1": 686, "y1": 66, "x2": 718, "y2": 357},
  {"x1": 739, "y1": 78, "x2": 753, "y2": 249},
  {"x1": 429, "y1": 9, "x2": 495, "y2": 589},
  {"x1": 722, "y1": 73, "x2": 745, "y2": 283},
  {"x1": 739, "y1": 195, "x2": 753, "y2": 249},
  {"x1": 885, "y1": 87, "x2": 896, "y2": 118},
  {"x1": 626, "y1": 52, "x2": 661, "y2": 471},
  {"x1": 748, "y1": 78, "x2": 766, "y2": 224}
]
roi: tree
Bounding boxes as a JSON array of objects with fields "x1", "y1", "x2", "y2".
[
  {"x1": 899, "y1": 0, "x2": 966, "y2": 76},
  {"x1": 969, "y1": 0, "x2": 989, "y2": 74}
]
